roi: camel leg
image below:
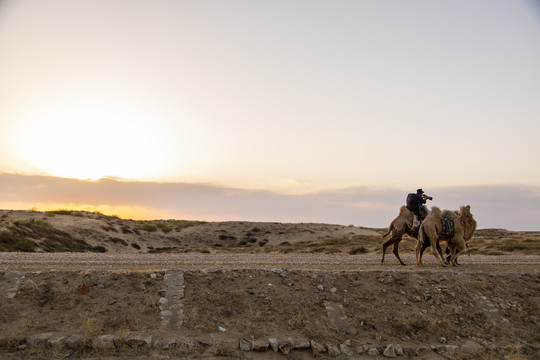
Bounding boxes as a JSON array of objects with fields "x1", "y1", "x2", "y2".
[
  {"x1": 392, "y1": 241, "x2": 406, "y2": 266},
  {"x1": 419, "y1": 241, "x2": 429, "y2": 265},
  {"x1": 449, "y1": 237, "x2": 466, "y2": 266},
  {"x1": 381, "y1": 235, "x2": 400, "y2": 264},
  {"x1": 436, "y1": 242, "x2": 448, "y2": 266},
  {"x1": 415, "y1": 240, "x2": 423, "y2": 265},
  {"x1": 449, "y1": 246, "x2": 459, "y2": 266},
  {"x1": 431, "y1": 238, "x2": 447, "y2": 266},
  {"x1": 446, "y1": 248, "x2": 460, "y2": 265}
]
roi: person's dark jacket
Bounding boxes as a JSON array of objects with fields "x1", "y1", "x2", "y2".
[{"x1": 406, "y1": 193, "x2": 426, "y2": 212}]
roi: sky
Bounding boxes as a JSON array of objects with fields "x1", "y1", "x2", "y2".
[{"x1": 1, "y1": 0, "x2": 539, "y2": 230}]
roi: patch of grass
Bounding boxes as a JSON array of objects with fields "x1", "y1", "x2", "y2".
[
  {"x1": 472, "y1": 279, "x2": 490, "y2": 291},
  {"x1": 81, "y1": 317, "x2": 103, "y2": 338},
  {"x1": 46, "y1": 209, "x2": 72, "y2": 216},
  {"x1": 33, "y1": 219, "x2": 52, "y2": 228},
  {"x1": 156, "y1": 222, "x2": 173, "y2": 233},
  {"x1": 172, "y1": 220, "x2": 207, "y2": 230},
  {"x1": 0, "y1": 231, "x2": 36, "y2": 252},
  {"x1": 140, "y1": 223, "x2": 157, "y2": 232}
]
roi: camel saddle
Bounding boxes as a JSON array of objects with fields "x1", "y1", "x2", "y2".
[{"x1": 441, "y1": 216, "x2": 455, "y2": 237}]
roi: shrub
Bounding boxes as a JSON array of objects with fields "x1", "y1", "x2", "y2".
[
  {"x1": 140, "y1": 223, "x2": 157, "y2": 232},
  {"x1": 156, "y1": 222, "x2": 173, "y2": 233},
  {"x1": 33, "y1": 219, "x2": 52, "y2": 228},
  {"x1": 172, "y1": 220, "x2": 207, "y2": 230},
  {"x1": 349, "y1": 246, "x2": 368, "y2": 255},
  {"x1": 0, "y1": 231, "x2": 36, "y2": 252},
  {"x1": 46, "y1": 209, "x2": 72, "y2": 216}
]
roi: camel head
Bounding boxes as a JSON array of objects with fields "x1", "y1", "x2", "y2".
[{"x1": 459, "y1": 205, "x2": 472, "y2": 217}]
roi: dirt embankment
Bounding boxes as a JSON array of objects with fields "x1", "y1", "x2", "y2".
[{"x1": 1, "y1": 263, "x2": 539, "y2": 360}]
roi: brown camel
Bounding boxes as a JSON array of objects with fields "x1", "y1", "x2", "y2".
[
  {"x1": 415, "y1": 205, "x2": 476, "y2": 266},
  {"x1": 381, "y1": 206, "x2": 430, "y2": 265}
]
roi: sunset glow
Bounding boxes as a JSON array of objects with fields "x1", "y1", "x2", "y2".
[{"x1": 6, "y1": 92, "x2": 186, "y2": 181}]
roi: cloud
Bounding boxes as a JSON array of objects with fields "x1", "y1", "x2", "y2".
[{"x1": 0, "y1": 173, "x2": 538, "y2": 230}]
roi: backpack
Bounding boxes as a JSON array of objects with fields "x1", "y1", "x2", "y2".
[{"x1": 406, "y1": 193, "x2": 418, "y2": 211}]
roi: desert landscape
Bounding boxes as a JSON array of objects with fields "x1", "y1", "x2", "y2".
[{"x1": 1, "y1": 209, "x2": 539, "y2": 360}]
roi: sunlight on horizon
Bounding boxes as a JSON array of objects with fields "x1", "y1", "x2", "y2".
[
  {"x1": 0, "y1": 201, "x2": 183, "y2": 221},
  {"x1": 5, "y1": 92, "x2": 194, "y2": 182}
]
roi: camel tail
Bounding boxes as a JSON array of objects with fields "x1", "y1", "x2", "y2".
[{"x1": 381, "y1": 226, "x2": 392, "y2": 238}]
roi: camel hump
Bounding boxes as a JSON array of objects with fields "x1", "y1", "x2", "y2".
[
  {"x1": 399, "y1": 205, "x2": 411, "y2": 215},
  {"x1": 430, "y1": 206, "x2": 442, "y2": 216},
  {"x1": 441, "y1": 209, "x2": 457, "y2": 219}
]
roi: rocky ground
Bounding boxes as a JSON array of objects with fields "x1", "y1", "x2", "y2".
[{"x1": 0, "y1": 210, "x2": 539, "y2": 359}]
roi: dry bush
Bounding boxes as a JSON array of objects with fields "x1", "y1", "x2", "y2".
[{"x1": 81, "y1": 317, "x2": 103, "y2": 338}]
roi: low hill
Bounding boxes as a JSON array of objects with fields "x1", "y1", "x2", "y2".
[{"x1": 1, "y1": 209, "x2": 539, "y2": 256}]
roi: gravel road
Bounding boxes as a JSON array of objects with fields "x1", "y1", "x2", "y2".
[{"x1": 2, "y1": 252, "x2": 539, "y2": 272}]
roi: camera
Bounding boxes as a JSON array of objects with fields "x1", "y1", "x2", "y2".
[{"x1": 423, "y1": 194, "x2": 433, "y2": 201}]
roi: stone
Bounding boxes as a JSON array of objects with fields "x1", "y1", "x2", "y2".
[
  {"x1": 47, "y1": 336, "x2": 65, "y2": 350},
  {"x1": 78, "y1": 282, "x2": 89, "y2": 295},
  {"x1": 278, "y1": 338, "x2": 294, "y2": 354},
  {"x1": 440, "y1": 345, "x2": 459, "y2": 354},
  {"x1": 268, "y1": 338, "x2": 279, "y2": 352},
  {"x1": 65, "y1": 335, "x2": 82, "y2": 350},
  {"x1": 95, "y1": 335, "x2": 115, "y2": 350},
  {"x1": 239, "y1": 338, "x2": 252, "y2": 351},
  {"x1": 394, "y1": 344, "x2": 404, "y2": 356},
  {"x1": 158, "y1": 290, "x2": 166, "y2": 297},
  {"x1": 294, "y1": 340, "x2": 311, "y2": 350},
  {"x1": 160, "y1": 310, "x2": 173, "y2": 317},
  {"x1": 159, "y1": 297, "x2": 168, "y2": 305},
  {"x1": 368, "y1": 347, "x2": 380, "y2": 356},
  {"x1": 27, "y1": 332, "x2": 54, "y2": 347},
  {"x1": 124, "y1": 334, "x2": 152, "y2": 349},
  {"x1": 317, "y1": 284, "x2": 325, "y2": 291},
  {"x1": 356, "y1": 345, "x2": 365, "y2": 354},
  {"x1": 327, "y1": 344, "x2": 341, "y2": 357},
  {"x1": 197, "y1": 339, "x2": 213, "y2": 347},
  {"x1": 339, "y1": 343, "x2": 354, "y2": 356},
  {"x1": 383, "y1": 344, "x2": 396, "y2": 357},
  {"x1": 251, "y1": 339, "x2": 269, "y2": 352},
  {"x1": 461, "y1": 341, "x2": 484, "y2": 355},
  {"x1": 311, "y1": 340, "x2": 326, "y2": 354},
  {"x1": 415, "y1": 346, "x2": 431, "y2": 356},
  {"x1": 324, "y1": 301, "x2": 348, "y2": 330},
  {"x1": 108, "y1": 299, "x2": 116, "y2": 305},
  {"x1": 160, "y1": 338, "x2": 177, "y2": 350}
]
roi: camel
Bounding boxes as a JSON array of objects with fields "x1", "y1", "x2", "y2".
[
  {"x1": 415, "y1": 205, "x2": 477, "y2": 266},
  {"x1": 381, "y1": 205, "x2": 431, "y2": 265}
]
